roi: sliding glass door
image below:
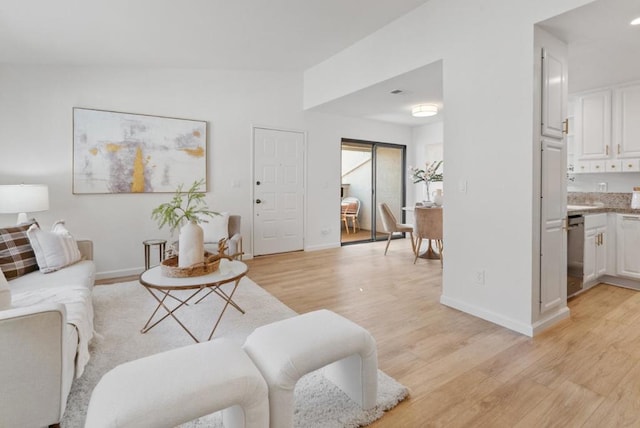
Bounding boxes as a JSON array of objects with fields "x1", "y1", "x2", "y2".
[{"x1": 341, "y1": 139, "x2": 406, "y2": 245}]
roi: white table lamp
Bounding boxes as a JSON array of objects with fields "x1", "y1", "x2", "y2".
[{"x1": 0, "y1": 184, "x2": 50, "y2": 224}]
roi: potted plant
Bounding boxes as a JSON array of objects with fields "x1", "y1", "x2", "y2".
[{"x1": 151, "y1": 179, "x2": 217, "y2": 268}]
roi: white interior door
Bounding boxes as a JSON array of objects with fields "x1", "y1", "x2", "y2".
[{"x1": 253, "y1": 127, "x2": 304, "y2": 256}]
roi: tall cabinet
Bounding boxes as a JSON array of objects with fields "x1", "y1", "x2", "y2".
[{"x1": 539, "y1": 42, "x2": 568, "y2": 315}]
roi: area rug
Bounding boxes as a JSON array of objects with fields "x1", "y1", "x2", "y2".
[{"x1": 61, "y1": 277, "x2": 409, "y2": 427}]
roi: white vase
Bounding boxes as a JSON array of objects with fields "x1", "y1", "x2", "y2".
[
  {"x1": 432, "y1": 189, "x2": 443, "y2": 206},
  {"x1": 423, "y1": 181, "x2": 431, "y2": 203},
  {"x1": 178, "y1": 220, "x2": 204, "y2": 268}
]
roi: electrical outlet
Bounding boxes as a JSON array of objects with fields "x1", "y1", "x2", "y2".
[{"x1": 474, "y1": 270, "x2": 485, "y2": 285}]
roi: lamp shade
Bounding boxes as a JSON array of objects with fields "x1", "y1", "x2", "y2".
[
  {"x1": 411, "y1": 104, "x2": 439, "y2": 117},
  {"x1": 0, "y1": 184, "x2": 49, "y2": 223}
]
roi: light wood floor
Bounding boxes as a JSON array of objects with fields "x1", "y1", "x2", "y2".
[{"x1": 245, "y1": 239, "x2": 640, "y2": 428}]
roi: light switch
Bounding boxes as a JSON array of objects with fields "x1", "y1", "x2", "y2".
[{"x1": 458, "y1": 178, "x2": 467, "y2": 193}]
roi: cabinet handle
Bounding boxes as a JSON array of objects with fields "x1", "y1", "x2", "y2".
[
  {"x1": 629, "y1": 164, "x2": 634, "y2": 168},
  {"x1": 562, "y1": 119, "x2": 569, "y2": 135},
  {"x1": 611, "y1": 164, "x2": 616, "y2": 169},
  {"x1": 623, "y1": 216, "x2": 640, "y2": 221},
  {"x1": 618, "y1": 144, "x2": 621, "y2": 155},
  {"x1": 595, "y1": 165, "x2": 600, "y2": 169},
  {"x1": 606, "y1": 145, "x2": 609, "y2": 156}
]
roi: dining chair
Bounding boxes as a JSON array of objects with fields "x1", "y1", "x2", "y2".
[
  {"x1": 414, "y1": 207, "x2": 443, "y2": 266},
  {"x1": 341, "y1": 197, "x2": 360, "y2": 234},
  {"x1": 377, "y1": 202, "x2": 415, "y2": 255}
]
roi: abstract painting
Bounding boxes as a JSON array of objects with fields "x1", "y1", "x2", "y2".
[{"x1": 73, "y1": 108, "x2": 207, "y2": 194}]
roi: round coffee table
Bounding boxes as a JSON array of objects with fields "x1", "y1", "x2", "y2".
[{"x1": 139, "y1": 258, "x2": 248, "y2": 343}]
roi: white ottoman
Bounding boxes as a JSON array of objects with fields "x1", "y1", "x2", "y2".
[
  {"x1": 242, "y1": 309, "x2": 378, "y2": 428},
  {"x1": 85, "y1": 338, "x2": 269, "y2": 428}
]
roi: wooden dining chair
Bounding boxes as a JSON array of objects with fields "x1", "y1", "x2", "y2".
[
  {"x1": 377, "y1": 203, "x2": 415, "y2": 255},
  {"x1": 341, "y1": 197, "x2": 360, "y2": 234},
  {"x1": 414, "y1": 207, "x2": 443, "y2": 266}
]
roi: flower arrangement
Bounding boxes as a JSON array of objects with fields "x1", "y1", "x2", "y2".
[
  {"x1": 408, "y1": 160, "x2": 443, "y2": 184},
  {"x1": 151, "y1": 179, "x2": 218, "y2": 233}
]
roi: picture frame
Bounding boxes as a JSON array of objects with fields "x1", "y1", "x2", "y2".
[{"x1": 72, "y1": 108, "x2": 207, "y2": 194}]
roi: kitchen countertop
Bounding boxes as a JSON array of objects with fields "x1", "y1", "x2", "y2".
[{"x1": 567, "y1": 205, "x2": 640, "y2": 216}]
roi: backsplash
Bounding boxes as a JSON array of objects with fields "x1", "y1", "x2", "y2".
[{"x1": 568, "y1": 192, "x2": 632, "y2": 208}]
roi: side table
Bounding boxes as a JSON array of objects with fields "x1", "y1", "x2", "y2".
[{"x1": 143, "y1": 239, "x2": 167, "y2": 270}]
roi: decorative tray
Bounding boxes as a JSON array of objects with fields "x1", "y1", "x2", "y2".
[{"x1": 161, "y1": 252, "x2": 221, "y2": 278}]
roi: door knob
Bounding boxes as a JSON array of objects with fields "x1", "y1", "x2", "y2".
[
  {"x1": 256, "y1": 199, "x2": 262, "y2": 204},
  {"x1": 256, "y1": 181, "x2": 261, "y2": 185}
]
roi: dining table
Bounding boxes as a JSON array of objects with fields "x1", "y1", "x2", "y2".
[{"x1": 402, "y1": 204, "x2": 441, "y2": 259}]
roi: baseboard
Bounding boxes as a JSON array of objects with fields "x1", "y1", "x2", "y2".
[
  {"x1": 305, "y1": 242, "x2": 341, "y2": 252},
  {"x1": 440, "y1": 294, "x2": 536, "y2": 337},
  {"x1": 531, "y1": 306, "x2": 570, "y2": 335},
  {"x1": 598, "y1": 275, "x2": 640, "y2": 291},
  {"x1": 95, "y1": 267, "x2": 142, "y2": 281}
]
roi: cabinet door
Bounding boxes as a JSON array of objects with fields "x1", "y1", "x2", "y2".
[
  {"x1": 616, "y1": 215, "x2": 640, "y2": 279},
  {"x1": 541, "y1": 48, "x2": 566, "y2": 139},
  {"x1": 577, "y1": 90, "x2": 612, "y2": 160},
  {"x1": 584, "y1": 227, "x2": 597, "y2": 284},
  {"x1": 615, "y1": 85, "x2": 640, "y2": 158}
]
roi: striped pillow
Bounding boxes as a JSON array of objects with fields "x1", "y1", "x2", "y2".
[
  {"x1": 0, "y1": 222, "x2": 39, "y2": 280},
  {"x1": 27, "y1": 221, "x2": 82, "y2": 274}
]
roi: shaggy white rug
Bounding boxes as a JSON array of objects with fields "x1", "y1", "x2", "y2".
[{"x1": 61, "y1": 277, "x2": 409, "y2": 427}]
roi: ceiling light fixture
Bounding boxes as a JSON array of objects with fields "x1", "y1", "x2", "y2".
[
  {"x1": 411, "y1": 104, "x2": 438, "y2": 117},
  {"x1": 631, "y1": 17, "x2": 640, "y2": 25}
]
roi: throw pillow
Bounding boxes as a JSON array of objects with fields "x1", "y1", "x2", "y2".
[
  {"x1": 201, "y1": 212, "x2": 229, "y2": 244},
  {"x1": 0, "y1": 268, "x2": 11, "y2": 310},
  {"x1": 0, "y1": 221, "x2": 39, "y2": 280},
  {"x1": 27, "y1": 220, "x2": 82, "y2": 274}
]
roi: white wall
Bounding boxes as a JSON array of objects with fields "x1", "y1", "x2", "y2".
[
  {"x1": 0, "y1": 66, "x2": 305, "y2": 278},
  {"x1": 304, "y1": 0, "x2": 595, "y2": 335},
  {"x1": 411, "y1": 122, "x2": 444, "y2": 205},
  {"x1": 0, "y1": 65, "x2": 413, "y2": 278},
  {"x1": 304, "y1": 111, "x2": 412, "y2": 251}
]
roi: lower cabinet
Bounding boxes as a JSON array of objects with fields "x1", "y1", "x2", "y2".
[
  {"x1": 584, "y1": 214, "x2": 607, "y2": 285},
  {"x1": 616, "y1": 214, "x2": 640, "y2": 279}
]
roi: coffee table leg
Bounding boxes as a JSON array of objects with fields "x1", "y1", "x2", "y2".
[
  {"x1": 141, "y1": 287, "x2": 204, "y2": 343},
  {"x1": 207, "y1": 279, "x2": 242, "y2": 341}
]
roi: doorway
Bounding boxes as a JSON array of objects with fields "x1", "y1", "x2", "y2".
[{"x1": 340, "y1": 139, "x2": 406, "y2": 245}]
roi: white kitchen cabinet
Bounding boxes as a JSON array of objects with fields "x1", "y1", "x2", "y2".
[
  {"x1": 584, "y1": 214, "x2": 607, "y2": 285},
  {"x1": 576, "y1": 90, "x2": 612, "y2": 160},
  {"x1": 590, "y1": 160, "x2": 605, "y2": 173},
  {"x1": 616, "y1": 214, "x2": 640, "y2": 279},
  {"x1": 605, "y1": 160, "x2": 622, "y2": 172},
  {"x1": 614, "y1": 84, "x2": 640, "y2": 158},
  {"x1": 622, "y1": 159, "x2": 640, "y2": 172}
]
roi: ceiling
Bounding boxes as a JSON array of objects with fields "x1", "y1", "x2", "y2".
[
  {"x1": 0, "y1": 0, "x2": 430, "y2": 71},
  {"x1": 311, "y1": 61, "x2": 443, "y2": 127},
  {"x1": 312, "y1": 0, "x2": 640, "y2": 127},
  {"x1": 539, "y1": 0, "x2": 640, "y2": 93},
  {"x1": 2, "y1": 0, "x2": 638, "y2": 127}
]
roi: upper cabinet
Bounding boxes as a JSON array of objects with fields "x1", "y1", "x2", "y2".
[
  {"x1": 575, "y1": 90, "x2": 611, "y2": 160},
  {"x1": 571, "y1": 81, "x2": 640, "y2": 173},
  {"x1": 614, "y1": 84, "x2": 640, "y2": 158},
  {"x1": 541, "y1": 48, "x2": 567, "y2": 139}
]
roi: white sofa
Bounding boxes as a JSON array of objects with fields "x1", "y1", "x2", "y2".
[{"x1": 0, "y1": 240, "x2": 95, "y2": 428}]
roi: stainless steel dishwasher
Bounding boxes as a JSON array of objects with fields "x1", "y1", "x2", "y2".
[{"x1": 567, "y1": 214, "x2": 584, "y2": 297}]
